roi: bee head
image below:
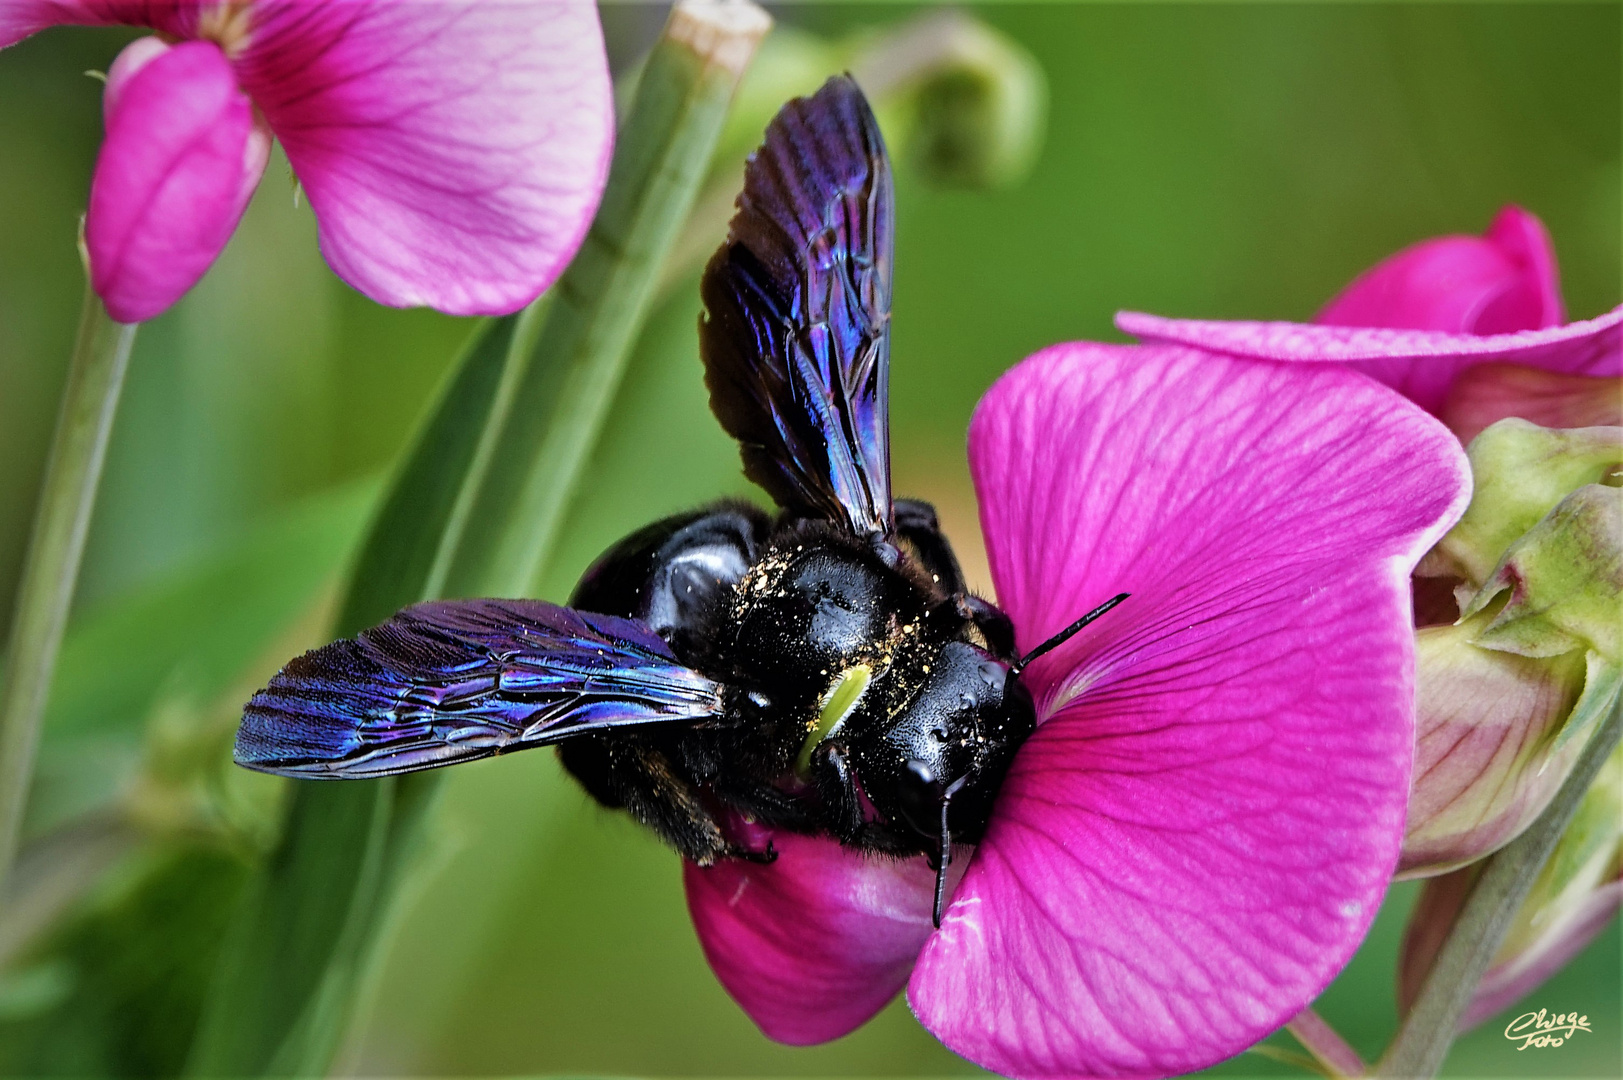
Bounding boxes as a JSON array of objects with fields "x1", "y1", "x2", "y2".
[{"x1": 858, "y1": 640, "x2": 1036, "y2": 850}]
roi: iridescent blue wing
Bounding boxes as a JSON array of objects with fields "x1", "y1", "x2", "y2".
[
  {"x1": 234, "y1": 599, "x2": 725, "y2": 779},
  {"x1": 700, "y1": 75, "x2": 893, "y2": 538}
]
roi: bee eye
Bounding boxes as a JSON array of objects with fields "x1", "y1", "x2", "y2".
[{"x1": 895, "y1": 758, "x2": 943, "y2": 839}]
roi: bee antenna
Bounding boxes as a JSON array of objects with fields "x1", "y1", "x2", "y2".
[
  {"x1": 1010, "y1": 593, "x2": 1130, "y2": 677},
  {"x1": 933, "y1": 774, "x2": 970, "y2": 928}
]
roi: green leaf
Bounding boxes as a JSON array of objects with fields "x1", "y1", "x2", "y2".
[
  {"x1": 334, "y1": 311, "x2": 539, "y2": 635},
  {"x1": 184, "y1": 311, "x2": 534, "y2": 1076},
  {"x1": 188, "y1": 6, "x2": 772, "y2": 1071}
]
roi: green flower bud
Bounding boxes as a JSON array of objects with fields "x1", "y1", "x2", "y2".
[
  {"x1": 711, "y1": 10, "x2": 1048, "y2": 194},
  {"x1": 663, "y1": 10, "x2": 1048, "y2": 296},
  {"x1": 849, "y1": 8, "x2": 1047, "y2": 190},
  {"x1": 1400, "y1": 739, "x2": 1622, "y2": 1030},
  {"x1": 1423, "y1": 420, "x2": 1620, "y2": 588},
  {"x1": 1403, "y1": 417, "x2": 1622, "y2": 875},
  {"x1": 1462, "y1": 484, "x2": 1622, "y2": 663}
]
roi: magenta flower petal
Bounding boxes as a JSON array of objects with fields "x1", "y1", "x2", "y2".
[
  {"x1": 6, "y1": 1, "x2": 613, "y2": 317},
  {"x1": 101, "y1": 34, "x2": 170, "y2": 117},
  {"x1": 905, "y1": 344, "x2": 1469, "y2": 1078},
  {"x1": 232, "y1": 0, "x2": 614, "y2": 315},
  {"x1": 1115, "y1": 307, "x2": 1623, "y2": 414},
  {"x1": 1317, "y1": 206, "x2": 1565, "y2": 334},
  {"x1": 86, "y1": 38, "x2": 269, "y2": 323},
  {"x1": 684, "y1": 824, "x2": 950, "y2": 1045},
  {"x1": 1478, "y1": 206, "x2": 1566, "y2": 329},
  {"x1": 0, "y1": 0, "x2": 191, "y2": 48}
]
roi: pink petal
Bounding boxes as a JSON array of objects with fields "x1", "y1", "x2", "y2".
[
  {"x1": 0, "y1": 1, "x2": 196, "y2": 48},
  {"x1": 684, "y1": 824, "x2": 958, "y2": 1045},
  {"x1": 1115, "y1": 307, "x2": 1623, "y2": 415},
  {"x1": 906, "y1": 344, "x2": 1469, "y2": 1078},
  {"x1": 101, "y1": 32, "x2": 169, "y2": 116},
  {"x1": 1317, "y1": 207, "x2": 1565, "y2": 334},
  {"x1": 86, "y1": 38, "x2": 269, "y2": 323},
  {"x1": 1479, "y1": 206, "x2": 1567, "y2": 329},
  {"x1": 1440, "y1": 365, "x2": 1622, "y2": 444},
  {"x1": 232, "y1": 0, "x2": 614, "y2": 316}
]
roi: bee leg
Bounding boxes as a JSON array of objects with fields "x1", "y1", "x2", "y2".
[
  {"x1": 964, "y1": 594, "x2": 1017, "y2": 659},
  {"x1": 713, "y1": 778, "x2": 816, "y2": 834},
  {"x1": 817, "y1": 742, "x2": 868, "y2": 845},
  {"x1": 731, "y1": 840, "x2": 778, "y2": 865},
  {"x1": 557, "y1": 736, "x2": 730, "y2": 866},
  {"x1": 681, "y1": 735, "x2": 815, "y2": 835},
  {"x1": 894, "y1": 499, "x2": 965, "y2": 595}
]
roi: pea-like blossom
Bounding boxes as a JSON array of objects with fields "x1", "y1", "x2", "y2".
[
  {"x1": 1, "y1": 0, "x2": 615, "y2": 321},
  {"x1": 1116, "y1": 207, "x2": 1621, "y2": 1031},
  {"x1": 1115, "y1": 207, "x2": 1621, "y2": 439},
  {"x1": 686, "y1": 345, "x2": 1469, "y2": 1078}
]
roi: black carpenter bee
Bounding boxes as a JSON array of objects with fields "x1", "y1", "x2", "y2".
[{"x1": 235, "y1": 77, "x2": 1124, "y2": 924}]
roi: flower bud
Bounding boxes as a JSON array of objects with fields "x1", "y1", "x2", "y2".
[
  {"x1": 1462, "y1": 483, "x2": 1622, "y2": 662},
  {"x1": 1399, "y1": 739, "x2": 1622, "y2": 1029},
  {"x1": 1422, "y1": 420, "x2": 1621, "y2": 588},
  {"x1": 849, "y1": 8, "x2": 1046, "y2": 190},
  {"x1": 88, "y1": 37, "x2": 272, "y2": 322},
  {"x1": 716, "y1": 10, "x2": 1047, "y2": 195},
  {"x1": 1405, "y1": 420, "x2": 1620, "y2": 873},
  {"x1": 1399, "y1": 614, "x2": 1588, "y2": 877},
  {"x1": 103, "y1": 36, "x2": 172, "y2": 120}
]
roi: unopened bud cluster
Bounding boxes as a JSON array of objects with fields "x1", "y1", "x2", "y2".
[{"x1": 1401, "y1": 412, "x2": 1621, "y2": 1027}]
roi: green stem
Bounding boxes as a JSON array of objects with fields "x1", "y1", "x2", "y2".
[
  {"x1": 1247, "y1": 1042, "x2": 1336, "y2": 1078},
  {"x1": 184, "y1": 4, "x2": 771, "y2": 1075},
  {"x1": 1287, "y1": 1005, "x2": 1366, "y2": 1077},
  {"x1": 0, "y1": 811, "x2": 137, "y2": 968},
  {"x1": 1374, "y1": 690, "x2": 1622, "y2": 1077},
  {"x1": 447, "y1": 0, "x2": 772, "y2": 599},
  {"x1": 0, "y1": 290, "x2": 135, "y2": 901}
]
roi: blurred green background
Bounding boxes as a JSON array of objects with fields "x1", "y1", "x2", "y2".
[{"x1": 0, "y1": 2, "x2": 1618, "y2": 1077}]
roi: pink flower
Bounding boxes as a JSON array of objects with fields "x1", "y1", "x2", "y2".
[
  {"x1": 686, "y1": 345, "x2": 1469, "y2": 1077},
  {"x1": 1114, "y1": 208, "x2": 1621, "y2": 1031},
  {"x1": 2, "y1": 1, "x2": 614, "y2": 321},
  {"x1": 1316, "y1": 205, "x2": 1565, "y2": 339},
  {"x1": 1116, "y1": 207, "x2": 1620, "y2": 438}
]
